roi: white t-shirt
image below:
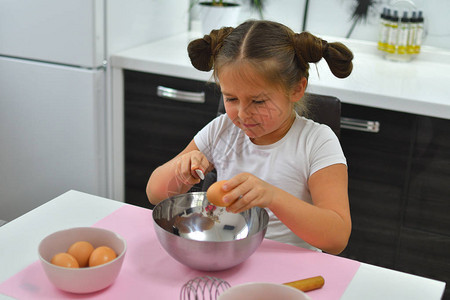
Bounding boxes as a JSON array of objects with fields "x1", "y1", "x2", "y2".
[{"x1": 194, "y1": 112, "x2": 346, "y2": 250}]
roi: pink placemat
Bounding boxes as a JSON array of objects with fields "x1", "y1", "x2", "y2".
[{"x1": 0, "y1": 204, "x2": 360, "y2": 299}]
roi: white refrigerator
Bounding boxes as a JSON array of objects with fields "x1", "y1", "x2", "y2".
[{"x1": 0, "y1": 0, "x2": 189, "y2": 222}]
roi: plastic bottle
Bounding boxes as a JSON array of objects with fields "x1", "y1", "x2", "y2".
[
  {"x1": 386, "y1": 10, "x2": 399, "y2": 54},
  {"x1": 396, "y1": 11, "x2": 409, "y2": 55},
  {"x1": 377, "y1": 7, "x2": 390, "y2": 52},
  {"x1": 407, "y1": 11, "x2": 417, "y2": 55},
  {"x1": 414, "y1": 11, "x2": 424, "y2": 54}
]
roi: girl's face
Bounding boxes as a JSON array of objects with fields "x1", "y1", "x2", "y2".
[{"x1": 219, "y1": 63, "x2": 306, "y2": 145}]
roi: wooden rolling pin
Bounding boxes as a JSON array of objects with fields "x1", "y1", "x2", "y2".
[{"x1": 283, "y1": 276, "x2": 325, "y2": 292}]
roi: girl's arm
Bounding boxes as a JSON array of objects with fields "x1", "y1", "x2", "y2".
[
  {"x1": 146, "y1": 139, "x2": 213, "y2": 205},
  {"x1": 223, "y1": 163, "x2": 351, "y2": 255},
  {"x1": 271, "y1": 163, "x2": 351, "y2": 254}
]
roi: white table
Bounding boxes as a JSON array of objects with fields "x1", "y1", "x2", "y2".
[{"x1": 0, "y1": 190, "x2": 446, "y2": 299}]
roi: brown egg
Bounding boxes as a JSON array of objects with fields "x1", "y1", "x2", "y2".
[
  {"x1": 88, "y1": 246, "x2": 117, "y2": 267},
  {"x1": 206, "y1": 180, "x2": 230, "y2": 207},
  {"x1": 51, "y1": 252, "x2": 80, "y2": 268},
  {"x1": 67, "y1": 241, "x2": 94, "y2": 267}
]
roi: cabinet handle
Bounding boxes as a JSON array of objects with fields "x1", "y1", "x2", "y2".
[
  {"x1": 341, "y1": 117, "x2": 380, "y2": 133},
  {"x1": 157, "y1": 86, "x2": 205, "y2": 103}
]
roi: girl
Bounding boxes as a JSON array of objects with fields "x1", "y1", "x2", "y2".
[{"x1": 146, "y1": 20, "x2": 353, "y2": 255}]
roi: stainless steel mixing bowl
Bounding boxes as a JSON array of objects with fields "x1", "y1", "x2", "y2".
[{"x1": 152, "y1": 192, "x2": 269, "y2": 271}]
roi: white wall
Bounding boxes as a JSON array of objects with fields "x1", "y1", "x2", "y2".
[
  {"x1": 305, "y1": 0, "x2": 450, "y2": 50},
  {"x1": 191, "y1": 0, "x2": 450, "y2": 50},
  {"x1": 238, "y1": 0, "x2": 307, "y2": 33},
  {"x1": 107, "y1": 0, "x2": 189, "y2": 55}
]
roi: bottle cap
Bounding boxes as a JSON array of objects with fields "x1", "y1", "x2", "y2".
[
  {"x1": 401, "y1": 11, "x2": 409, "y2": 22},
  {"x1": 391, "y1": 10, "x2": 399, "y2": 22},
  {"x1": 386, "y1": 8, "x2": 391, "y2": 18},
  {"x1": 417, "y1": 11, "x2": 424, "y2": 22}
]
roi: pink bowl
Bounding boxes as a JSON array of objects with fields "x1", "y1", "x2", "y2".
[{"x1": 38, "y1": 227, "x2": 126, "y2": 294}]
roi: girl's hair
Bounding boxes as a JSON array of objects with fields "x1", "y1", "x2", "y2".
[{"x1": 188, "y1": 20, "x2": 353, "y2": 95}]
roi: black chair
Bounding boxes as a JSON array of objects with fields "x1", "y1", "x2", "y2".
[
  {"x1": 303, "y1": 93, "x2": 341, "y2": 139},
  {"x1": 195, "y1": 93, "x2": 342, "y2": 191}
]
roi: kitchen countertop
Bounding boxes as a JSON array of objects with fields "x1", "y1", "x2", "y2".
[
  {"x1": 111, "y1": 31, "x2": 450, "y2": 120},
  {"x1": 0, "y1": 190, "x2": 446, "y2": 299}
]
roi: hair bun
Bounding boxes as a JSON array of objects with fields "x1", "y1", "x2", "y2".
[
  {"x1": 293, "y1": 31, "x2": 353, "y2": 79},
  {"x1": 188, "y1": 35, "x2": 213, "y2": 71},
  {"x1": 293, "y1": 32, "x2": 323, "y2": 64},
  {"x1": 324, "y1": 42, "x2": 354, "y2": 78},
  {"x1": 188, "y1": 27, "x2": 234, "y2": 72}
]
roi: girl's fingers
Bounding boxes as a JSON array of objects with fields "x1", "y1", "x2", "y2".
[
  {"x1": 222, "y1": 173, "x2": 248, "y2": 192},
  {"x1": 227, "y1": 192, "x2": 252, "y2": 212},
  {"x1": 174, "y1": 151, "x2": 210, "y2": 186},
  {"x1": 191, "y1": 155, "x2": 209, "y2": 179},
  {"x1": 177, "y1": 159, "x2": 197, "y2": 185},
  {"x1": 226, "y1": 182, "x2": 269, "y2": 213}
]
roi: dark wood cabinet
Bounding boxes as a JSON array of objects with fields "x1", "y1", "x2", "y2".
[
  {"x1": 405, "y1": 116, "x2": 450, "y2": 235},
  {"x1": 338, "y1": 104, "x2": 414, "y2": 268},
  {"x1": 123, "y1": 70, "x2": 221, "y2": 209},
  {"x1": 339, "y1": 103, "x2": 450, "y2": 298}
]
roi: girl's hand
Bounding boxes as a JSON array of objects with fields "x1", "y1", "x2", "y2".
[
  {"x1": 174, "y1": 150, "x2": 211, "y2": 186},
  {"x1": 222, "y1": 172, "x2": 276, "y2": 213}
]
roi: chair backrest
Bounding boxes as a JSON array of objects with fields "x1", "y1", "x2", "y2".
[
  {"x1": 303, "y1": 93, "x2": 341, "y2": 138},
  {"x1": 216, "y1": 92, "x2": 341, "y2": 138}
]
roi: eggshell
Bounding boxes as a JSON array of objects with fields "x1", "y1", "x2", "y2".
[
  {"x1": 51, "y1": 252, "x2": 80, "y2": 268},
  {"x1": 67, "y1": 241, "x2": 94, "y2": 267},
  {"x1": 206, "y1": 180, "x2": 230, "y2": 207},
  {"x1": 89, "y1": 246, "x2": 117, "y2": 267}
]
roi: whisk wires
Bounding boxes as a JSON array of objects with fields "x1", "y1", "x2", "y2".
[{"x1": 180, "y1": 276, "x2": 231, "y2": 300}]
